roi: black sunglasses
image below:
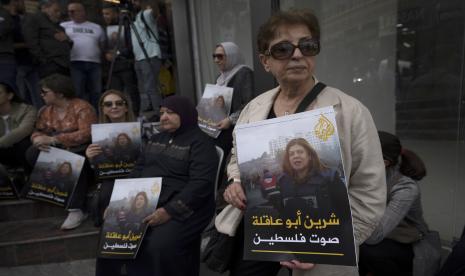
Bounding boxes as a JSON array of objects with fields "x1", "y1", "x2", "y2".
[
  {"x1": 102, "y1": 100, "x2": 126, "y2": 108},
  {"x1": 40, "y1": 89, "x2": 52, "y2": 96},
  {"x1": 265, "y1": 38, "x2": 320, "y2": 60},
  {"x1": 212, "y1": 53, "x2": 225, "y2": 60}
]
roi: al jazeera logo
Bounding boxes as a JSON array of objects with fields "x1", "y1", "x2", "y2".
[
  {"x1": 314, "y1": 114, "x2": 335, "y2": 141},
  {"x1": 151, "y1": 182, "x2": 161, "y2": 196}
]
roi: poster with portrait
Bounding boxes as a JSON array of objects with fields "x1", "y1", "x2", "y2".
[
  {"x1": 235, "y1": 106, "x2": 356, "y2": 266},
  {"x1": 197, "y1": 84, "x2": 233, "y2": 138},
  {"x1": 91, "y1": 122, "x2": 141, "y2": 180},
  {"x1": 25, "y1": 147, "x2": 84, "y2": 207},
  {"x1": 98, "y1": 177, "x2": 162, "y2": 259},
  {"x1": 0, "y1": 173, "x2": 18, "y2": 200}
]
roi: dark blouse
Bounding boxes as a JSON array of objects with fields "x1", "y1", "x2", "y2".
[{"x1": 130, "y1": 127, "x2": 218, "y2": 221}]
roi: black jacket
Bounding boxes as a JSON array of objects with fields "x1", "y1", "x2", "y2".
[
  {"x1": 130, "y1": 127, "x2": 218, "y2": 222},
  {"x1": 22, "y1": 12, "x2": 71, "y2": 67}
]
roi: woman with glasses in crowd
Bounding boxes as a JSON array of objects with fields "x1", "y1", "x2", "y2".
[
  {"x1": 27, "y1": 73, "x2": 97, "y2": 230},
  {"x1": 212, "y1": 42, "x2": 254, "y2": 157},
  {"x1": 223, "y1": 9, "x2": 385, "y2": 276},
  {"x1": 86, "y1": 90, "x2": 138, "y2": 224}
]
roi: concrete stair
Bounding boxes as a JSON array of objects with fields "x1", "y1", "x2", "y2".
[{"x1": 0, "y1": 199, "x2": 99, "y2": 267}]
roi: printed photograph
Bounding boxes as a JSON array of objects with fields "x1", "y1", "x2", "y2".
[
  {"x1": 26, "y1": 147, "x2": 85, "y2": 207},
  {"x1": 197, "y1": 84, "x2": 233, "y2": 138},
  {"x1": 92, "y1": 122, "x2": 141, "y2": 179},
  {"x1": 235, "y1": 107, "x2": 356, "y2": 266},
  {"x1": 98, "y1": 177, "x2": 162, "y2": 259}
]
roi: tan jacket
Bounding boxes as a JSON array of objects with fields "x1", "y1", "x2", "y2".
[
  {"x1": 227, "y1": 82, "x2": 386, "y2": 247},
  {"x1": 0, "y1": 102, "x2": 37, "y2": 148}
]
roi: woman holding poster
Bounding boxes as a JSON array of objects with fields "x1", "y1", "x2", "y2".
[
  {"x1": 223, "y1": 9, "x2": 386, "y2": 276},
  {"x1": 27, "y1": 73, "x2": 97, "y2": 230},
  {"x1": 86, "y1": 90, "x2": 138, "y2": 225},
  {"x1": 213, "y1": 42, "x2": 254, "y2": 158}
]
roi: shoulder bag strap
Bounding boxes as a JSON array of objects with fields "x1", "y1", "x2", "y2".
[
  {"x1": 295, "y1": 82, "x2": 327, "y2": 113},
  {"x1": 140, "y1": 11, "x2": 159, "y2": 43}
]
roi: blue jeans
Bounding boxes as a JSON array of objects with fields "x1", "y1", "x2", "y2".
[
  {"x1": 70, "y1": 61, "x2": 102, "y2": 109},
  {"x1": 134, "y1": 57, "x2": 161, "y2": 115},
  {"x1": 16, "y1": 65, "x2": 43, "y2": 109}
]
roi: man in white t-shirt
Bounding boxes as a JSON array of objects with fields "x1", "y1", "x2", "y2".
[{"x1": 61, "y1": 2, "x2": 105, "y2": 109}]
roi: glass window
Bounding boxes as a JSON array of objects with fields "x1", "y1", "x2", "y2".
[
  {"x1": 281, "y1": 0, "x2": 465, "y2": 242},
  {"x1": 193, "y1": 0, "x2": 254, "y2": 90}
]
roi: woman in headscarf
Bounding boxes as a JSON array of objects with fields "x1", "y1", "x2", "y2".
[
  {"x1": 213, "y1": 42, "x2": 254, "y2": 159},
  {"x1": 96, "y1": 95, "x2": 218, "y2": 276}
]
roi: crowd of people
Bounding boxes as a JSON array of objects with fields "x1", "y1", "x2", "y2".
[{"x1": 1, "y1": 2, "x2": 464, "y2": 276}]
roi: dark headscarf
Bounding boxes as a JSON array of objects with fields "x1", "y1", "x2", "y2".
[
  {"x1": 378, "y1": 131, "x2": 401, "y2": 165},
  {"x1": 160, "y1": 95, "x2": 198, "y2": 134}
]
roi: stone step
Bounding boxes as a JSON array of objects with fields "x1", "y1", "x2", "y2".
[
  {"x1": 0, "y1": 216, "x2": 99, "y2": 267},
  {"x1": 0, "y1": 199, "x2": 67, "y2": 222}
]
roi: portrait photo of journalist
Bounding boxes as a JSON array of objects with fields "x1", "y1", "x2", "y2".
[
  {"x1": 107, "y1": 191, "x2": 151, "y2": 233},
  {"x1": 108, "y1": 132, "x2": 138, "y2": 163},
  {"x1": 256, "y1": 138, "x2": 348, "y2": 220},
  {"x1": 53, "y1": 161, "x2": 74, "y2": 191},
  {"x1": 122, "y1": 191, "x2": 151, "y2": 232}
]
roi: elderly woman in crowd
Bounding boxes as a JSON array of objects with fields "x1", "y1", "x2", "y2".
[
  {"x1": 27, "y1": 73, "x2": 97, "y2": 230},
  {"x1": 223, "y1": 9, "x2": 385, "y2": 276},
  {"x1": 213, "y1": 41, "x2": 254, "y2": 159},
  {"x1": 86, "y1": 90, "x2": 137, "y2": 225},
  {"x1": 96, "y1": 95, "x2": 218, "y2": 276}
]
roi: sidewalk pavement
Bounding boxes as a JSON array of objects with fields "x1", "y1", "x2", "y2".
[{"x1": 0, "y1": 259, "x2": 290, "y2": 276}]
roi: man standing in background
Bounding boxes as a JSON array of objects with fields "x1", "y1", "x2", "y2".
[
  {"x1": 102, "y1": 3, "x2": 139, "y2": 115},
  {"x1": 61, "y1": 1, "x2": 105, "y2": 109},
  {"x1": 6, "y1": 0, "x2": 42, "y2": 108},
  {"x1": 22, "y1": 0, "x2": 71, "y2": 78},
  {"x1": 131, "y1": 0, "x2": 162, "y2": 118}
]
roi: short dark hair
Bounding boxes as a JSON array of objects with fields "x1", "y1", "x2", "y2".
[
  {"x1": 257, "y1": 9, "x2": 321, "y2": 54},
  {"x1": 67, "y1": 0, "x2": 86, "y2": 12},
  {"x1": 40, "y1": 74, "x2": 75, "y2": 98},
  {"x1": 282, "y1": 138, "x2": 324, "y2": 178},
  {"x1": 0, "y1": 82, "x2": 22, "y2": 103},
  {"x1": 102, "y1": 2, "x2": 118, "y2": 11},
  {"x1": 39, "y1": 0, "x2": 60, "y2": 9}
]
